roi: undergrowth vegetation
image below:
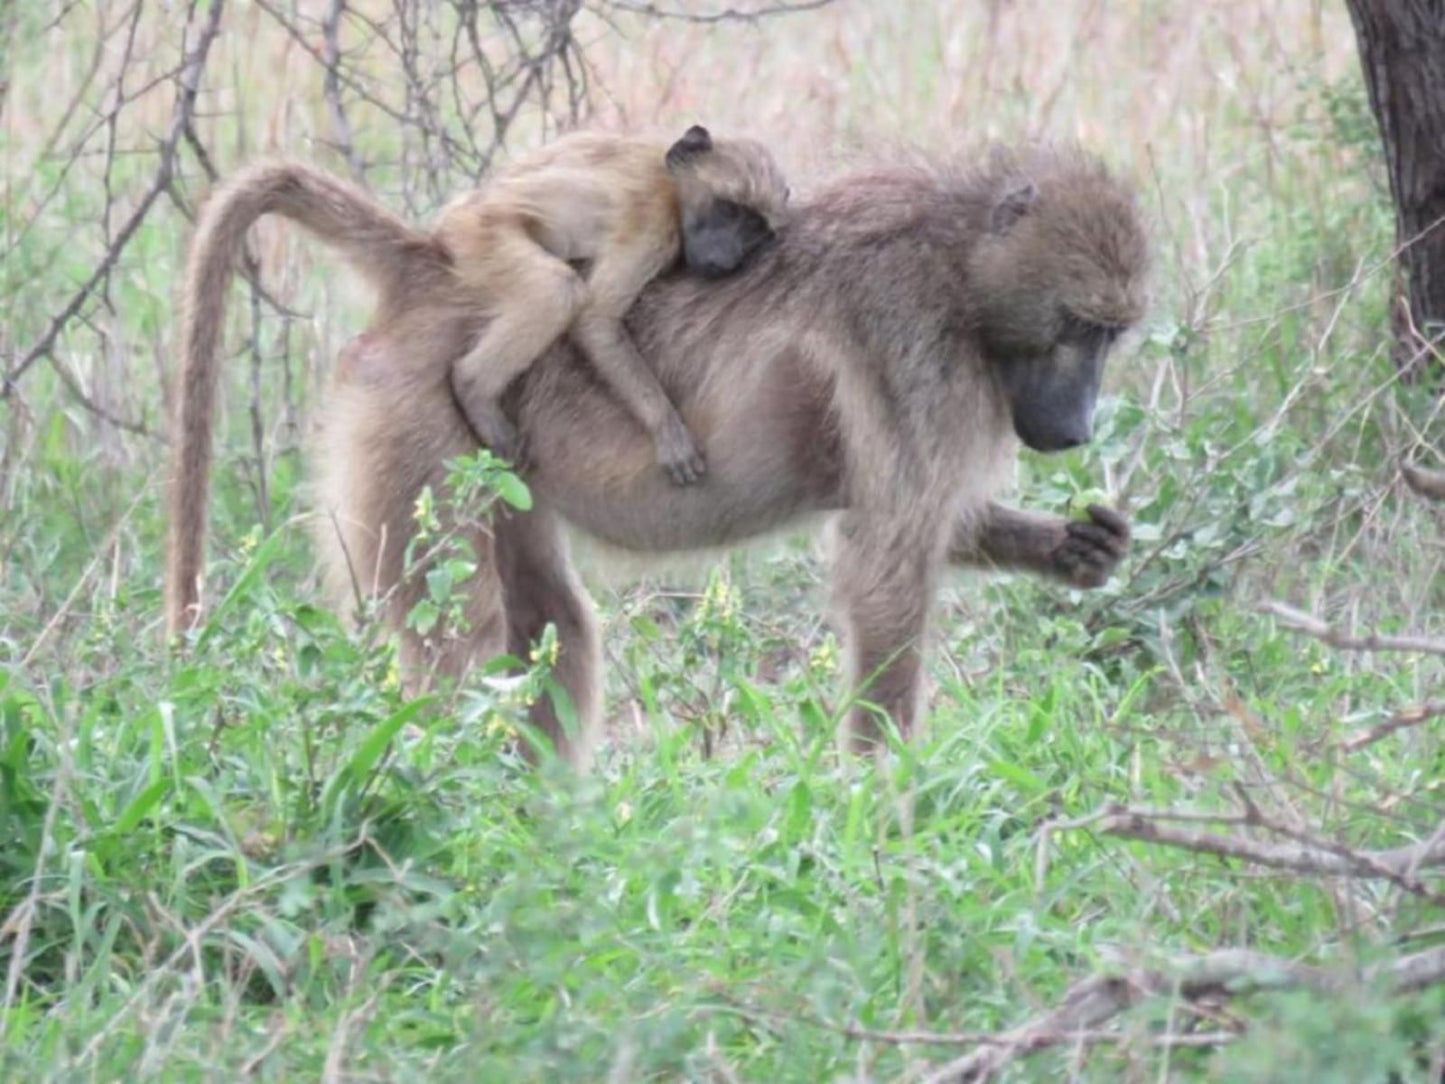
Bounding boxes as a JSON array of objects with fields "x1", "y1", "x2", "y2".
[{"x1": 3, "y1": 1, "x2": 1443, "y2": 1080}]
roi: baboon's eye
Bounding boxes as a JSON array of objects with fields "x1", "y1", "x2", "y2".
[
  {"x1": 715, "y1": 200, "x2": 774, "y2": 242},
  {"x1": 1060, "y1": 311, "x2": 1119, "y2": 348}
]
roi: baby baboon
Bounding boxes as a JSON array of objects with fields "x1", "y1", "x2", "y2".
[
  {"x1": 167, "y1": 142, "x2": 1149, "y2": 766},
  {"x1": 434, "y1": 125, "x2": 790, "y2": 481},
  {"x1": 165, "y1": 127, "x2": 783, "y2": 640}
]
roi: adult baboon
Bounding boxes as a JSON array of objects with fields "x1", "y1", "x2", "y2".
[
  {"x1": 436, "y1": 124, "x2": 789, "y2": 481},
  {"x1": 168, "y1": 143, "x2": 1148, "y2": 767}
]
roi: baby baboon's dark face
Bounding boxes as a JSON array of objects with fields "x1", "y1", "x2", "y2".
[
  {"x1": 680, "y1": 198, "x2": 776, "y2": 278},
  {"x1": 666, "y1": 124, "x2": 789, "y2": 279}
]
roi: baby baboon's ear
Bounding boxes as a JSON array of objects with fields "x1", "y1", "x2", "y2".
[
  {"x1": 989, "y1": 181, "x2": 1038, "y2": 234},
  {"x1": 666, "y1": 125, "x2": 714, "y2": 172}
]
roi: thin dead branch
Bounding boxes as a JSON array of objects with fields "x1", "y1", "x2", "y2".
[
  {"x1": 1072, "y1": 802, "x2": 1445, "y2": 897},
  {"x1": 1260, "y1": 599, "x2": 1445, "y2": 658},
  {"x1": 322, "y1": 0, "x2": 368, "y2": 184},
  {"x1": 921, "y1": 945, "x2": 1445, "y2": 1084},
  {"x1": 709, "y1": 993, "x2": 1239, "y2": 1053},
  {"x1": 592, "y1": 0, "x2": 835, "y2": 23},
  {"x1": 3, "y1": 0, "x2": 225, "y2": 404},
  {"x1": 1340, "y1": 699, "x2": 1445, "y2": 751}
]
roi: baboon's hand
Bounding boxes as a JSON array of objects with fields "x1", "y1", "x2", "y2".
[
  {"x1": 1051, "y1": 505, "x2": 1130, "y2": 588},
  {"x1": 655, "y1": 413, "x2": 707, "y2": 486}
]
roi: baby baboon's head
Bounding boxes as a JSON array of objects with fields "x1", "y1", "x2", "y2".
[{"x1": 666, "y1": 124, "x2": 790, "y2": 279}]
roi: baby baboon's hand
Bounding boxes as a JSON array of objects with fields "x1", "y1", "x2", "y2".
[
  {"x1": 655, "y1": 413, "x2": 707, "y2": 486},
  {"x1": 1051, "y1": 505, "x2": 1130, "y2": 588}
]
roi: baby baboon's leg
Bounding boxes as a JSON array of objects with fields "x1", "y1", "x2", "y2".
[
  {"x1": 570, "y1": 237, "x2": 706, "y2": 485},
  {"x1": 494, "y1": 503, "x2": 602, "y2": 768},
  {"x1": 830, "y1": 512, "x2": 943, "y2": 751},
  {"x1": 450, "y1": 228, "x2": 586, "y2": 464}
]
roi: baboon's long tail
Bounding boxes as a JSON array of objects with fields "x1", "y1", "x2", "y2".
[{"x1": 165, "y1": 162, "x2": 432, "y2": 638}]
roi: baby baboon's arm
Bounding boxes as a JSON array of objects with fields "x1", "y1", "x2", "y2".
[
  {"x1": 950, "y1": 502, "x2": 1131, "y2": 588},
  {"x1": 570, "y1": 230, "x2": 706, "y2": 485}
]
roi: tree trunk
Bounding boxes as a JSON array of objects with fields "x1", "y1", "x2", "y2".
[{"x1": 1343, "y1": 0, "x2": 1445, "y2": 373}]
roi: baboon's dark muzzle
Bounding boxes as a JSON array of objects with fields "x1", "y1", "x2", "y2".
[
  {"x1": 1015, "y1": 415, "x2": 1091, "y2": 452},
  {"x1": 999, "y1": 347, "x2": 1103, "y2": 454}
]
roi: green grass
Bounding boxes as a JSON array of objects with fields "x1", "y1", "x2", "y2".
[
  {"x1": 5, "y1": 1, "x2": 1445, "y2": 1079},
  {"x1": 3, "y1": 548, "x2": 1442, "y2": 1080}
]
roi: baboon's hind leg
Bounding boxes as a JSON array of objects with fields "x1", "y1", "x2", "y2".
[
  {"x1": 313, "y1": 373, "x2": 510, "y2": 695},
  {"x1": 831, "y1": 512, "x2": 943, "y2": 752},
  {"x1": 494, "y1": 503, "x2": 602, "y2": 768}
]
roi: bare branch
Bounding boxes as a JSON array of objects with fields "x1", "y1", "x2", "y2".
[
  {"x1": 1057, "y1": 802, "x2": 1445, "y2": 915},
  {"x1": 1260, "y1": 600, "x2": 1445, "y2": 658},
  {"x1": 706, "y1": 991, "x2": 1239, "y2": 1052},
  {"x1": 1402, "y1": 460, "x2": 1445, "y2": 501},
  {"x1": 1341, "y1": 699, "x2": 1445, "y2": 751},
  {"x1": 921, "y1": 945, "x2": 1445, "y2": 1084},
  {"x1": 1083, "y1": 802, "x2": 1445, "y2": 884},
  {"x1": 591, "y1": 0, "x2": 835, "y2": 24},
  {"x1": 3, "y1": 0, "x2": 226, "y2": 402},
  {"x1": 322, "y1": 0, "x2": 369, "y2": 184}
]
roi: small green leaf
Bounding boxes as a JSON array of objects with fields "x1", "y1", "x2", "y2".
[
  {"x1": 988, "y1": 760, "x2": 1046, "y2": 796},
  {"x1": 426, "y1": 565, "x2": 453, "y2": 603},
  {"x1": 410, "y1": 600, "x2": 439, "y2": 636},
  {"x1": 494, "y1": 472, "x2": 533, "y2": 511}
]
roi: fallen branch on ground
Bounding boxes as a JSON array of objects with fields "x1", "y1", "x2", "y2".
[
  {"x1": 1259, "y1": 600, "x2": 1445, "y2": 658},
  {"x1": 920, "y1": 944, "x2": 1445, "y2": 1084},
  {"x1": 1049, "y1": 802, "x2": 1445, "y2": 905}
]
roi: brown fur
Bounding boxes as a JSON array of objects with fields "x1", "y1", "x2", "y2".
[
  {"x1": 164, "y1": 162, "x2": 454, "y2": 640},
  {"x1": 166, "y1": 142, "x2": 1148, "y2": 767},
  {"x1": 433, "y1": 127, "x2": 789, "y2": 482}
]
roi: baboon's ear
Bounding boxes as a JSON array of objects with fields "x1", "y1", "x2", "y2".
[
  {"x1": 989, "y1": 181, "x2": 1038, "y2": 234},
  {"x1": 666, "y1": 125, "x2": 714, "y2": 172}
]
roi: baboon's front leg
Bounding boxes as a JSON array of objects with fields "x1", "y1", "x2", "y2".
[
  {"x1": 950, "y1": 502, "x2": 1131, "y2": 588},
  {"x1": 831, "y1": 512, "x2": 943, "y2": 752}
]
